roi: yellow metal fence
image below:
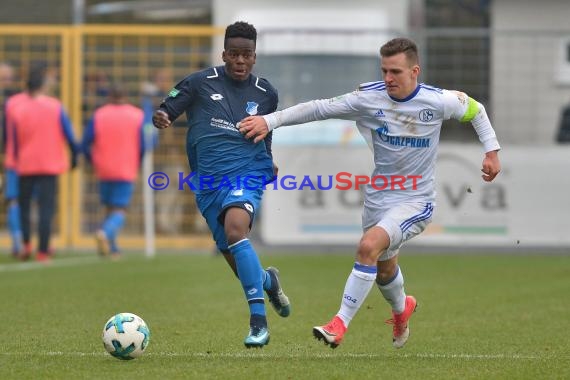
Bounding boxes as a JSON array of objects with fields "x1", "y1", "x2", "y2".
[{"x1": 1, "y1": 25, "x2": 223, "y2": 252}]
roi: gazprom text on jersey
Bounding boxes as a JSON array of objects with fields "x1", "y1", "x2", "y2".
[{"x1": 380, "y1": 134, "x2": 431, "y2": 148}]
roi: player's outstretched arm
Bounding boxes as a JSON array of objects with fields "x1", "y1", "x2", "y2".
[
  {"x1": 446, "y1": 91, "x2": 501, "y2": 182},
  {"x1": 481, "y1": 150, "x2": 501, "y2": 182},
  {"x1": 152, "y1": 110, "x2": 171, "y2": 129},
  {"x1": 238, "y1": 116, "x2": 269, "y2": 143}
]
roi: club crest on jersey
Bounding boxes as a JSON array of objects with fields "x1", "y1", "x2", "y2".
[
  {"x1": 419, "y1": 109, "x2": 434, "y2": 122},
  {"x1": 246, "y1": 102, "x2": 259, "y2": 115}
]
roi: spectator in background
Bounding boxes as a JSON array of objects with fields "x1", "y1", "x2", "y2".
[
  {"x1": 140, "y1": 68, "x2": 190, "y2": 235},
  {"x1": 10, "y1": 63, "x2": 79, "y2": 262},
  {"x1": 0, "y1": 62, "x2": 15, "y2": 94},
  {"x1": 140, "y1": 68, "x2": 172, "y2": 114},
  {"x1": 556, "y1": 100, "x2": 570, "y2": 143},
  {"x1": 1, "y1": 61, "x2": 23, "y2": 257},
  {"x1": 139, "y1": 68, "x2": 163, "y2": 156},
  {"x1": 82, "y1": 83, "x2": 146, "y2": 259},
  {"x1": 82, "y1": 69, "x2": 110, "y2": 123}
]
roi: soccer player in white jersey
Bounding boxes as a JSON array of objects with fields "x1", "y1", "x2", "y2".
[{"x1": 238, "y1": 37, "x2": 501, "y2": 349}]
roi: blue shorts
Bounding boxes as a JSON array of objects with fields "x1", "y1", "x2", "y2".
[
  {"x1": 196, "y1": 186, "x2": 263, "y2": 251},
  {"x1": 100, "y1": 181, "x2": 135, "y2": 208},
  {"x1": 3, "y1": 169, "x2": 19, "y2": 200}
]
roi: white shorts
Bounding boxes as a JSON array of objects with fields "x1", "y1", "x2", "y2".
[{"x1": 362, "y1": 201, "x2": 434, "y2": 261}]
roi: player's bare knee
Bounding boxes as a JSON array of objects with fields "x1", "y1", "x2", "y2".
[
  {"x1": 356, "y1": 238, "x2": 382, "y2": 264},
  {"x1": 225, "y1": 224, "x2": 248, "y2": 245}
]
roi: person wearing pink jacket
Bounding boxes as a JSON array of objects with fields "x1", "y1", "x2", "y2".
[{"x1": 82, "y1": 84, "x2": 146, "y2": 258}]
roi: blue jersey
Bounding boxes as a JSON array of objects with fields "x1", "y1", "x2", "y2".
[{"x1": 159, "y1": 66, "x2": 278, "y2": 193}]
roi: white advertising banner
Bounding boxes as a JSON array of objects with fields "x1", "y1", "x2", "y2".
[{"x1": 261, "y1": 144, "x2": 570, "y2": 248}]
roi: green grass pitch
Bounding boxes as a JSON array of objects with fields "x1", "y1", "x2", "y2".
[{"x1": 0, "y1": 251, "x2": 568, "y2": 379}]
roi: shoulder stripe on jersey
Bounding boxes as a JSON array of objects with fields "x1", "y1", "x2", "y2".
[
  {"x1": 419, "y1": 83, "x2": 443, "y2": 93},
  {"x1": 255, "y1": 77, "x2": 267, "y2": 92},
  {"x1": 361, "y1": 84, "x2": 386, "y2": 92},
  {"x1": 206, "y1": 67, "x2": 219, "y2": 79},
  {"x1": 360, "y1": 81, "x2": 385, "y2": 90}
]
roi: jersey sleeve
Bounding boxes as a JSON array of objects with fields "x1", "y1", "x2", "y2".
[
  {"x1": 442, "y1": 89, "x2": 501, "y2": 152},
  {"x1": 441, "y1": 89, "x2": 471, "y2": 121},
  {"x1": 263, "y1": 90, "x2": 362, "y2": 130},
  {"x1": 158, "y1": 75, "x2": 196, "y2": 122}
]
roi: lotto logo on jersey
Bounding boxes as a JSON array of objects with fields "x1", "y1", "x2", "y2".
[
  {"x1": 210, "y1": 93, "x2": 224, "y2": 100},
  {"x1": 244, "y1": 203, "x2": 254, "y2": 213},
  {"x1": 246, "y1": 102, "x2": 259, "y2": 115}
]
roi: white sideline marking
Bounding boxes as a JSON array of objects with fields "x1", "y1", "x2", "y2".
[
  {"x1": 0, "y1": 256, "x2": 101, "y2": 272},
  {"x1": 0, "y1": 351, "x2": 550, "y2": 360}
]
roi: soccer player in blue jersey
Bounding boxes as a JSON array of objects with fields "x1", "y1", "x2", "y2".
[{"x1": 152, "y1": 21, "x2": 291, "y2": 348}]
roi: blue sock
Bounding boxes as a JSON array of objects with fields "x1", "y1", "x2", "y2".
[
  {"x1": 102, "y1": 211, "x2": 125, "y2": 252},
  {"x1": 7, "y1": 202, "x2": 22, "y2": 253},
  {"x1": 228, "y1": 239, "x2": 266, "y2": 317}
]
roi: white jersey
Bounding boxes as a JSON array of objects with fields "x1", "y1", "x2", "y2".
[{"x1": 264, "y1": 81, "x2": 500, "y2": 205}]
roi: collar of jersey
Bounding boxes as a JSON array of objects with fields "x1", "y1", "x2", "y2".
[
  {"x1": 389, "y1": 84, "x2": 421, "y2": 103},
  {"x1": 220, "y1": 66, "x2": 252, "y2": 88}
]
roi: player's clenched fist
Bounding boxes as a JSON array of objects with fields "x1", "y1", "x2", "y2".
[{"x1": 153, "y1": 110, "x2": 171, "y2": 129}]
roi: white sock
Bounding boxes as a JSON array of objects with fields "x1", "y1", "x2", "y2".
[
  {"x1": 377, "y1": 266, "x2": 406, "y2": 314},
  {"x1": 337, "y1": 263, "x2": 377, "y2": 327}
]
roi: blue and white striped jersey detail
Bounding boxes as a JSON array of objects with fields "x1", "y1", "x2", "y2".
[
  {"x1": 359, "y1": 81, "x2": 386, "y2": 91},
  {"x1": 400, "y1": 203, "x2": 433, "y2": 232},
  {"x1": 419, "y1": 83, "x2": 443, "y2": 93}
]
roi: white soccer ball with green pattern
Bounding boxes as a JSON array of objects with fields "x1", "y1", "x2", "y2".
[{"x1": 102, "y1": 312, "x2": 150, "y2": 360}]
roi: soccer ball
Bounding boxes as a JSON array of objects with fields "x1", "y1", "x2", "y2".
[{"x1": 102, "y1": 312, "x2": 150, "y2": 360}]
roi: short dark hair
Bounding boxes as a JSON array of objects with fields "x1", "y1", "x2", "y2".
[
  {"x1": 27, "y1": 62, "x2": 47, "y2": 92},
  {"x1": 108, "y1": 82, "x2": 126, "y2": 102},
  {"x1": 224, "y1": 21, "x2": 257, "y2": 49},
  {"x1": 380, "y1": 38, "x2": 419, "y2": 65}
]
